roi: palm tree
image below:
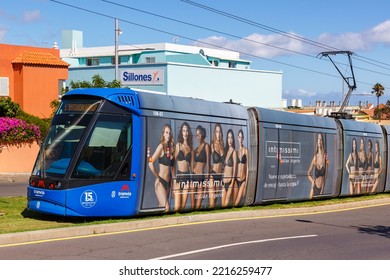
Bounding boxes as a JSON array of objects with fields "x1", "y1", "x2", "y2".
[
  {"x1": 372, "y1": 83, "x2": 385, "y2": 119},
  {"x1": 372, "y1": 83, "x2": 385, "y2": 108}
]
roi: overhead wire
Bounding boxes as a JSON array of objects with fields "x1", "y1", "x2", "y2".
[
  {"x1": 103, "y1": 0, "x2": 389, "y2": 87},
  {"x1": 50, "y1": 0, "x2": 388, "y2": 89},
  {"x1": 181, "y1": 0, "x2": 390, "y2": 86},
  {"x1": 181, "y1": 0, "x2": 390, "y2": 71},
  {"x1": 50, "y1": 0, "x2": 340, "y2": 79}
]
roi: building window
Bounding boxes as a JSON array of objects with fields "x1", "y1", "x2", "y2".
[
  {"x1": 145, "y1": 57, "x2": 156, "y2": 64},
  {"x1": 87, "y1": 58, "x2": 100, "y2": 66},
  {"x1": 111, "y1": 57, "x2": 122, "y2": 65},
  {"x1": 209, "y1": 60, "x2": 219, "y2": 66},
  {"x1": 229, "y1": 62, "x2": 237, "y2": 68},
  {"x1": 0, "y1": 77, "x2": 9, "y2": 96}
]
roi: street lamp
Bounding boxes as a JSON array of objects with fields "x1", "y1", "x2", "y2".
[{"x1": 114, "y1": 18, "x2": 122, "y2": 81}]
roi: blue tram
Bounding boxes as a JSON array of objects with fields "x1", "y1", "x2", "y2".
[{"x1": 27, "y1": 88, "x2": 389, "y2": 217}]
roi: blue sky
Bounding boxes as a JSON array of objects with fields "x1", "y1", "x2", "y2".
[{"x1": 2, "y1": 0, "x2": 390, "y2": 106}]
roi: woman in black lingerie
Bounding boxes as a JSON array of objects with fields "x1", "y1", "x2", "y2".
[
  {"x1": 356, "y1": 137, "x2": 367, "y2": 194},
  {"x1": 366, "y1": 139, "x2": 374, "y2": 173},
  {"x1": 174, "y1": 121, "x2": 193, "y2": 211},
  {"x1": 345, "y1": 138, "x2": 358, "y2": 194},
  {"x1": 209, "y1": 123, "x2": 224, "y2": 208},
  {"x1": 307, "y1": 132, "x2": 328, "y2": 199},
  {"x1": 222, "y1": 129, "x2": 237, "y2": 207},
  {"x1": 148, "y1": 124, "x2": 174, "y2": 212},
  {"x1": 364, "y1": 139, "x2": 374, "y2": 193},
  {"x1": 371, "y1": 140, "x2": 382, "y2": 193},
  {"x1": 234, "y1": 129, "x2": 248, "y2": 206},
  {"x1": 192, "y1": 125, "x2": 210, "y2": 209}
]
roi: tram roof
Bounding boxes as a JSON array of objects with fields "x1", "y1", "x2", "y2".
[
  {"x1": 252, "y1": 107, "x2": 339, "y2": 130},
  {"x1": 63, "y1": 88, "x2": 248, "y2": 120}
]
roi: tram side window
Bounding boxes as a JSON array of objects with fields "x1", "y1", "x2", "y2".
[{"x1": 72, "y1": 115, "x2": 132, "y2": 179}]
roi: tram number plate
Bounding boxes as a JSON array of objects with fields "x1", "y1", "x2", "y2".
[{"x1": 153, "y1": 111, "x2": 164, "y2": 117}]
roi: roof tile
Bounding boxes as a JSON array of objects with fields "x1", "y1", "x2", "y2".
[{"x1": 11, "y1": 51, "x2": 69, "y2": 67}]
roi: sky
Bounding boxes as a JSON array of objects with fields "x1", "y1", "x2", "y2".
[{"x1": 2, "y1": 0, "x2": 390, "y2": 106}]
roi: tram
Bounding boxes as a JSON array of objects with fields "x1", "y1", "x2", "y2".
[{"x1": 27, "y1": 88, "x2": 390, "y2": 217}]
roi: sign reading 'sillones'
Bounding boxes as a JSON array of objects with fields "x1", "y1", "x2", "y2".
[{"x1": 120, "y1": 69, "x2": 165, "y2": 85}]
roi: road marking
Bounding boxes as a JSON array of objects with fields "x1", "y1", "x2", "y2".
[{"x1": 150, "y1": 234, "x2": 318, "y2": 260}]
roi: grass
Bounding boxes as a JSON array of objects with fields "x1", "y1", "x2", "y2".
[{"x1": 1, "y1": 193, "x2": 390, "y2": 235}]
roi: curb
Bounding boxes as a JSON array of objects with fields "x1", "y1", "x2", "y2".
[{"x1": 1, "y1": 197, "x2": 390, "y2": 246}]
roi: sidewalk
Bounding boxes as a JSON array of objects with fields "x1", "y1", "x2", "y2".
[{"x1": 0, "y1": 173, "x2": 30, "y2": 184}]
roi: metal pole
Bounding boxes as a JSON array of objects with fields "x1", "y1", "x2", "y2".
[{"x1": 115, "y1": 18, "x2": 119, "y2": 81}]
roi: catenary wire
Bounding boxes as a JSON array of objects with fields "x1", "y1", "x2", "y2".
[
  {"x1": 50, "y1": 0, "x2": 386, "y2": 88},
  {"x1": 181, "y1": 0, "x2": 390, "y2": 73}
]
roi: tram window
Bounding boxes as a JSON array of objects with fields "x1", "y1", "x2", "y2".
[{"x1": 72, "y1": 115, "x2": 132, "y2": 179}]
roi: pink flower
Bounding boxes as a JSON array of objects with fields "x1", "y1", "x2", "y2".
[{"x1": 0, "y1": 117, "x2": 41, "y2": 148}]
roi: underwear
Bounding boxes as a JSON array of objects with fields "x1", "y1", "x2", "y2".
[
  {"x1": 210, "y1": 170, "x2": 223, "y2": 182},
  {"x1": 158, "y1": 176, "x2": 170, "y2": 189}
]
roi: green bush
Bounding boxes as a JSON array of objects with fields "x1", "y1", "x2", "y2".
[
  {"x1": 17, "y1": 111, "x2": 50, "y2": 141},
  {"x1": 0, "y1": 97, "x2": 21, "y2": 117}
]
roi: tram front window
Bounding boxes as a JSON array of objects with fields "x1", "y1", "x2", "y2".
[
  {"x1": 32, "y1": 99, "x2": 100, "y2": 178},
  {"x1": 71, "y1": 115, "x2": 132, "y2": 179}
]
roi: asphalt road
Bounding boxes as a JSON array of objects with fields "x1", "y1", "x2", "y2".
[
  {"x1": 1, "y1": 198, "x2": 390, "y2": 260},
  {"x1": 0, "y1": 174, "x2": 29, "y2": 197},
  {"x1": 1, "y1": 174, "x2": 390, "y2": 261}
]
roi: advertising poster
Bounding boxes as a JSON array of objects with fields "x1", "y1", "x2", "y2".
[
  {"x1": 142, "y1": 118, "x2": 249, "y2": 212},
  {"x1": 341, "y1": 135, "x2": 385, "y2": 196},
  {"x1": 259, "y1": 128, "x2": 339, "y2": 201}
]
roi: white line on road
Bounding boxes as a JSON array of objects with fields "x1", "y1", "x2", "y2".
[{"x1": 151, "y1": 234, "x2": 318, "y2": 260}]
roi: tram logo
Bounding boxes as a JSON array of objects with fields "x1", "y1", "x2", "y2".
[
  {"x1": 80, "y1": 190, "x2": 97, "y2": 208},
  {"x1": 118, "y1": 184, "x2": 132, "y2": 199}
]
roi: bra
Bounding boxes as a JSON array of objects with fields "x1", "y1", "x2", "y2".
[
  {"x1": 374, "y1": 160, "x2": 380, "y2": 169},
  {"x1": 315, "y1": 165, "x2": 326, "y2": 178},
  {"x1": 358, "y1": 158, "x2": 366, "y2": 168},
  {"x1": 194, "y1": 144, "x2": 207, "y2": 163},
  {"x1": 238, "y1": 154, "x2": 247, "y2": 164},
  {"x1": 212, "y1": 151, "x2": 223, "y2": 164},
  {"x1": 177, "y1": 149, "x2": 191, "y2": 163},
  {"x1": 158, "y1": 153, "x2": 173, "y2": 167},
  {"x1": 212, "y1": 143, "x2": 223, "y2": 164},
  {"x1": 225, "y1": 151, "x2": 234, "y2": 167}
]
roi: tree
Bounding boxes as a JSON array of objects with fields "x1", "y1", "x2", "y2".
[
  {"x1": 68, "y1": 74, "x2": 121, "y2": 90},
  {"x1": 54, "y1": 75, "x2": 123, "y2": 114},
  {"x1": 372, "y1": 83, "x2": 385, "y2": 108},
  {"x1": 371, "y1": 83, "x2": 385, "y2": 119}
]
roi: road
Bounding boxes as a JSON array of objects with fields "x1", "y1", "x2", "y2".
[
  {"x1": 0, "y1": 182, "x2": 27, "y2": 197},
  {"x1": 0, "y1": 174, "x2": 29, "y2": 197},
  {"x1": 1, "y1": 200, "x2": 389, "y2": 260}
]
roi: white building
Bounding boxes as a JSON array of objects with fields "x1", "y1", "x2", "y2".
[{"x1": 60, "y1": 31, "x2": 282, "y2": 108}]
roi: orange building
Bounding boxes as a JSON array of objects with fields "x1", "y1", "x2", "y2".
[{"x1": 0, "y1": 43, "x2": 69, "y2": 118}]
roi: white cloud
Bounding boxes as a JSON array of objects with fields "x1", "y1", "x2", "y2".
[
  {"x1": 317, "y1": 32, "x2": 370, "y2": 51},
  {"x1": 22, "y1": 10, "x2": 41, "y2": 22},
  {"x1": 366, "y1": 20, "x2": 390, "y2": 45},
  {"x1": 196, "y1": 32, "x2": 305, "y2": 58},
  {"x1": 284, "y1": 88, "x2": 318, "y2": 97},
  {"x1": 195, "y1": 19, "x2": 390, "y2": 58}
]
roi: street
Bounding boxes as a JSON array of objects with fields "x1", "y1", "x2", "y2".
[{"x1": 1, "y1": 199, "x2": 389, "y2": 260}]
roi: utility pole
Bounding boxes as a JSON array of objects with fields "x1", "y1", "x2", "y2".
[{"x1": 114, "y1": 18, "x2": 122, "y2": 81}]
